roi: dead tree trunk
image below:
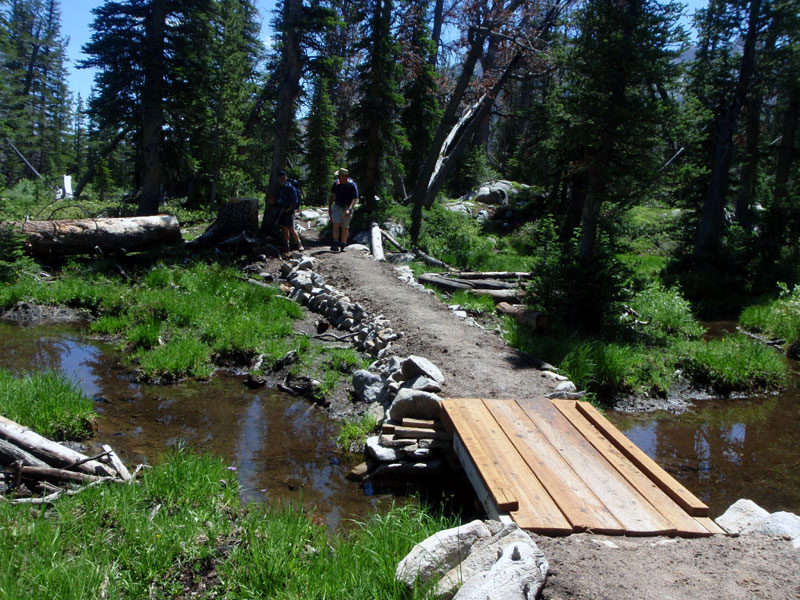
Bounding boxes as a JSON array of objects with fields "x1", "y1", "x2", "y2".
[{"x1": 13, "y1": 215, "x2": 182, "y2": 257}]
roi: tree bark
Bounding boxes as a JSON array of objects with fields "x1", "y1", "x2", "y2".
[
  {"x1": 694, "y1": 0, "x2": 762, "y2": 257},
  {"x1": 137, "y1": 0, "x2": 167, "y2": 216},
  {"x1": 0, "y1": 415, "x2": 115, "y2": 477},
  {"x1": 14, "y1": 215, "x2": 182, "y2": 257},
  {"x1": 261, "y1": 0, "x2": 304, "y2": 234},
  {"x1": 774, "y1": 83, "x2": 799, "y2": 204}
]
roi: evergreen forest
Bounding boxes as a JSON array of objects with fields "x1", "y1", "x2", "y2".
[{"x1": 1, "y1": 0, "x2": 799, "y2": 324}]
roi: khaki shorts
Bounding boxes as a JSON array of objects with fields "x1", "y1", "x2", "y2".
[{"x1": 331, "y1": 203, "x2": 352, "y2": 228}]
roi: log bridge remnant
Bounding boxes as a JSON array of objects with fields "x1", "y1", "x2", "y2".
[{"x1": 440, "y1": 397, "x2": 726, "y2": 536}]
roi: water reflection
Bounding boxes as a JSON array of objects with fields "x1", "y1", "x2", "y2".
[
  {"x1": 0, "y1": 322, "x2": 393, "y2": 530},
  {"x1": 609, "y1": 394, "x2": 800, "y2": 517}
]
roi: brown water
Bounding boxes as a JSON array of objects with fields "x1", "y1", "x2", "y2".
[
  {"x1": 608, "y1": 389, "x2": 800, "y2": 518},
  {"x1": 0, "y1": 322, "x2": 397, "y2": 529}
]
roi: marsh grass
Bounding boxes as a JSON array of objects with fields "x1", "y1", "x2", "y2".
[
  {"x1": 337, "y1": 413, "x2": 379, "y2": 450},
  {"x1": 0, "y1": 262, "x2": 306, "y2": 380},
  {"x1": 0, "y1": 369, "x2": 94, "y2": 439},
  {"x1": 450, "y1": 290, "x2": 496, "y2": 315},
  {"x1": 505, "y1": 281, "x2": 788, "y2": 402},
  {"x1": 739, "y1": 283, "x2": 800, "y2": 347},
  {"x1": 0, "y1": 448, "x2": 453, "y2": 600}
]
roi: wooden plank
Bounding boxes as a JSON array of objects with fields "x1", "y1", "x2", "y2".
[
  {"x1": 441, "y1": 400, "x2": 518, "y2": 512},
  {"x1": 393, "y1": 426, "x2": 451, "y2": 441},
  {"x1": 381, "y1": 423, "x2": 395, "y2": 434},
  {"x1": 447, "y1": 399, "x2": 572, "y2": 534},
  {"x1": 486, "y1": 399, "x2": 624, "y2": 533},
  {"x1": 515, "y1": 398, "x2": 676, "y2": 535},
  {"x1": 575, "y1": 401, "x2": 709, "y2": 517},
  {"x1": 402, "y1": 418, "x2": 439, "y2": 430},
  {"x1": 551, "y1": 400, "x2": 710, "y2": 537},
  {"x1": 451, "y1": 434, "x2": 509, "y2": 522},
  {"x1": 695, "y1": 517, "x2": 727, "y2": 535}
]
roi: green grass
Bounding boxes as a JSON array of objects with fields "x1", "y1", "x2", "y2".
[
  {"x1": 450, "y1": 290, "x2": 496, "y2": 315},
  {"x1": 0, "y1": 369, "x2": 95, "y2": 439},
  {"x1": 0, "y1": 262, "x2": 306, "y2": 381},
  {"x1": 504, "y1": 280, "x2": 788, "y2": 403},
  {"x1": 0, "y1": 448, "x2": 453, "y2": 600},
  {"x1": 337, "y1": 413, "x2": 379, "y2": 450},
  {"x1": 739, "y1": 283, "x2": 800, "y2": 348}
]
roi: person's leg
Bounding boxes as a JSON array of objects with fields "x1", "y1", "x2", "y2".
[
  {"x1": 341, "y1": 226, "x2": 349, "y2": 246},
  {"x1": 290, "y1": 228, "x2": 303, "y2": 249},
  {"x1": 280, "y1": 225, "x2": 291, "y2": 250}
]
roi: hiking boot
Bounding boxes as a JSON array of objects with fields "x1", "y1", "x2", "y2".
[
  {"x1": 338, "y1": 243, "x2": 346, "y2": 252},
  {"x1": 297, "y1": 244, "x2": 305, "y2": 252},
  {"x1": 330, "y1": 243, "x2": 338, "y2": 252}
]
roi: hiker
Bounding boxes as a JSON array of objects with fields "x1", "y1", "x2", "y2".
[
  {"x1": 328, "y1": 167, "x2": 358, "y2": 252},
  {"x1": 277, "y1": 170, "x2": 304, "y2": 252}
]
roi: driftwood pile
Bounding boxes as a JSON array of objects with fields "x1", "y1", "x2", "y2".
[{"x1": 0, "y1": 415, "x2": 137, "y2": 505}]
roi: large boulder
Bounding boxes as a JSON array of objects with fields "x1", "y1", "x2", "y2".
[
  {"x1": 401, "y1": 355, "x2": 444, "y2": 383},
  {"x1": 386, "y1": 388, "x2": 443, "y2": 421},
  {"x1": 395, "y1": 520, "x2": 494, "y2": 587},
  {"x1": 352, "y1": 369, "x2": 390, "y2": 405},
  {"x1": 717, "y1": 499, "x2": 770, "y2": 534},
  {"x1": 452, "y1": 540, "x2": 548, "y2": 600}
]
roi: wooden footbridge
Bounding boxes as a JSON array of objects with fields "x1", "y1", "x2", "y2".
[{"x1": 440, "y1": 397, "x2": 726, "y2": 536}]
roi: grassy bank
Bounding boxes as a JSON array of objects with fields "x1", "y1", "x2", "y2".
[
  {"x1": 0, "y1": 448, "x2": 452, "y2": 599},
  {"x1": 397, "y1": 204, "x2": 789, "y2": 403},
  {"x1": 0, "y1": 371, "x2": 454, "y2": 599},
  {"x1": 739, "y1": 283, "x2": 800, "y2": 352}
]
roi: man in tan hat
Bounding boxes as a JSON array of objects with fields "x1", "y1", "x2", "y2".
[{"x1": 327, "y1": 167, "x2": 358, "y2": 252}]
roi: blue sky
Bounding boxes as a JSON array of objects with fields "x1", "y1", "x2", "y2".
[
  {"x1": 62, "y1": 0, "x2": 278, "y2": 101},
  {"x1": 62, "y1": 0, "x2": 708, "y2": 102}
]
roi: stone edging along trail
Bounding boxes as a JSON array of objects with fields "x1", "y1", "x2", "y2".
[{"x1": 278, "y1": 245, "x2": 584, "y2": 483}]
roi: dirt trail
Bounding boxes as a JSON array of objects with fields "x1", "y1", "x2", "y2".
[
  {"x1": 295, "y1": 236, "x2": 800, "y2": 600},
  {"x1": 305, "y1": 242, "x2": 560, "y2": 400}
]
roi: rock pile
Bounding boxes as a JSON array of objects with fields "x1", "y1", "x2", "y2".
[
  {"x1": 396, "y1": 519, "x2": 548, "y2": 600},
  {"x1": 281, "y1": 256, "x2": 402, "y2": 358},
  {"x1": 717, "y1": 499, "x2": 800, "y2": 549}
]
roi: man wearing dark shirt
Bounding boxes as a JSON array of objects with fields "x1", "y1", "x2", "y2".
[
  {"x1": 277, "y1": 171, "x2": 303, "y2": 252},
  {"x1": 327, "y1": 167, "x2": 358, "y2": 252}
]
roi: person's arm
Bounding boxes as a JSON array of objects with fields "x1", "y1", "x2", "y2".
[
  {"x1": 328, "y1": 183, "x2": 335, "y2": 213},
  {"x1": 347, "y1": 182, "x2": 358, "y2": 212}
]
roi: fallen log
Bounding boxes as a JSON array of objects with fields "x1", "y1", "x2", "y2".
[
  {"x1": 12, "y1": 215, "x2": 182, "y2": 257},
  {"x1": 418, "y1": 273, "x2": 472, "y2": 291},
  {"x1": 413, "y1": 248, "x2": 452, "y2": 270},
  {"x1": 380, "y1": 229, "x2": 408, "y2": 252},
  {"x1": 470, "y1": 288, "x2": 523, "y2": 302},
  {"x1": 370, "y1": 222, "x2": 385, "y2": 261},
  {"x1": 19, "y1": 465, "x2": 104, "y2": 484},
  {"x1": 496, "y1": 302, "x2": 548, "y2": 331},
  {"x1": 102, "y1": 444, "x2": 132, "y2": 482},
  {"x1": 0, "y1": 415, "x2": 116, "y2": 477},
  {"x1": 0, "y1": 438, "x2": 49, "y2": 468},
  {"x1": 445, "y1": 271, "x2": 533, "y2": 280}
]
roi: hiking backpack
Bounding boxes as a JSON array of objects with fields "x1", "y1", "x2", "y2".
[{"x1": 288, "y1": 178, "x2": 303, "y2": 210}]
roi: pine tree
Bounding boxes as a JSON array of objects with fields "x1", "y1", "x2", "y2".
[
  {"x1": 305, "y1": 69, "x2": 339, "y2": 205},
  {"x1": 348, "y1": 0, "x2": 405, "y2": 217},
  {"x1": 557, "y1": 0, "x2": 685, "y2": 265},
  {"x1": 396, "y1": 0, "x2": 440, "y2": 191}
]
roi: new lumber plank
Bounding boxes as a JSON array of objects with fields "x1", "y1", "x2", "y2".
[
  {"x1": 695, "y1": 517, "x2": 727, "y2": 535},
  {"x1": 402, "y1": 418, "x2": 439, "y2": 430},
  {"x1": 441, "y1": 400, "x2": 518, "y2": 512},
  {"x1": 515, "y1": 398, "x2": 677, "y2": 535},
  {"x1": 574, "y1": 401, "x2": 709, "y2": 517},
  {"x1": 393, "y1": 426, "x2": 451, "y2": 441},
  {"x1": 551, "y1": 400, "x2": 711, "y2": 537},
  {"x1": 447, "y1": 399, "x2": 571, "y2": 534},
  {"x1": 486, "y1": 399, "x2": 623, "y2": 533}
]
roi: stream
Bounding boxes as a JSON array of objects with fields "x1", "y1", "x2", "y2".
[
  {"x1": 2, "y1": 321, "x2": 798, "y2": 521},
  {"x1": 0, "y1": 321, "x2": 398, "y2": 530}
]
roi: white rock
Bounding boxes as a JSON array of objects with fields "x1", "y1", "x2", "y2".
[
  {"x1": 555, "y1": 381, "x2": 577, "y2": 393},
  {"x1": 396, "y1": 520, "x2": 493, "y2": 587},
  {"x1": 401, "y1": 355, "x2": 445, "y2": 383},
  {"x1": 365, "y1": 436, "x2": 401, "y2": 462},
  {"x1": 452, "y1": 540, "x2": 548, "y2": 600},
  {"x1": 742, "y1": 511, "x2": 800, "y2": 543},
  {"x1": 400, "y1": 375, "x2": 442, "y2": 393},
  {"x1": 717, "y1": 499, "x2": 770, "y2": 534}
]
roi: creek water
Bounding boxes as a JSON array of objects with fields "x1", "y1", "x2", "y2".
[
  {"x1": 3, "y1": 321, "x2": 798, "y2": 522},
  {"x1": 0, "y1": 321, "x2": 400, "y2": 530},
  {"x1": 607, "y1": 322, "x2": 800, "y2": 518}
]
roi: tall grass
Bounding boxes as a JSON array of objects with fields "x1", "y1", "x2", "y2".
[
  {"x1": 0, "y1": 449, "x2": 454, "y2": 600},
  {"x1": 0, "y1": 369, "x2": 94, "y2": 439},
  {"x1": 0, "y1": 262, "x2": 305, "y2": 380},
  {"x1": 739, "y1": 283, "x2": 800, "y2": 347}
]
